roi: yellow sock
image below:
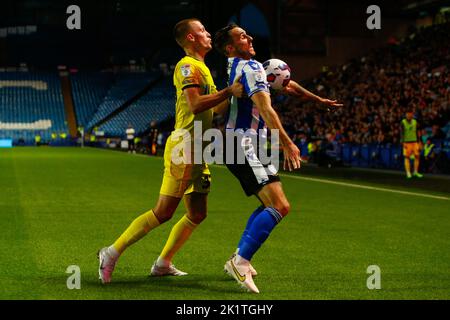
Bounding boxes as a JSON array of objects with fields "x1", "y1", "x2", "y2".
[
  {"x1": 113, "y1": 209, "x2": 160, "y2": 254},
  {"x1": 159, "y1": 214, "x2": 197, "y2": 263}
]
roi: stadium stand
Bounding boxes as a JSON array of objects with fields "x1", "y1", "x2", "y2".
[
  {"x1": 0, "y1": 70, "x2": 175, "y2": 145},
  {"x1": 86, "y1": 72, "x2": 160, "y2": 130},
  {"x1": 0, "y1": 72, "x2": 68, "y2": 145},
  {"x1": 98, "y1": 77, "x2": 174, "y2": 137},
  {"x1": 1, "y1": 21, "x2": 448, "y2": 172},
  {"x1": 280, "y1": 22, "x2": 450, "y2": 172},
  {"x1": 70, "y1": 72, "x2": 114, "y2": 128}
]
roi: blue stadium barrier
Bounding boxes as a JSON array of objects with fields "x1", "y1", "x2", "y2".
[
  {"x1": 360, "y1": 144, "x2": 370, "y2": 168},
  {"x1": 341, "y1": 144, "x2": 352, "y2": 164},
  {"x1": 369, "y1": 144, "x2": 382, "y2": 168},
  {"x1": 350, "y1": 145, "x2": 360, "y2": 167},
  {"x1": 338, "y1": 143, "x2": 436, "y2": 170},
  {"x1": 390, "y1": 145, "x2": 402, "y2": 169},
  {"x1": 380, "y1": 145, "x2": 391, "y2": 168}
]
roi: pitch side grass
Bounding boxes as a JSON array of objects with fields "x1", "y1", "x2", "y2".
[{"x1": 1, "y1": 147, "x2": 449, "y2": 299}]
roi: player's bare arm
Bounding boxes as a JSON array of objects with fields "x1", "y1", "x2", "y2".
[
  {"x1": 184, "y1": 77, "x2": 243, "y2": 115},
  {"x1": 250, "y1": 91, "x2": 301, "y2": 171},
  {"x1": 213, "y1": 75, "x2": 243, "y2": 115},
  {"x1": 283, "y1": 80, "x2": 343, "y2": 109}
]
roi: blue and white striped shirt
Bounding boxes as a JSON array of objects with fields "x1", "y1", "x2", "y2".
[{"x1": 226, "y1": 57, "x2": 270, "y2": 134}]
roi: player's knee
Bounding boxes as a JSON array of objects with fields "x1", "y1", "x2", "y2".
[
  {"x1": 188, "y1": 211, "x2": 207, "y2": 224},
  {"x1": 281, "y1": 201, "x2": 291, "y2": 216},
  {"x1": 153, "y1": 209, "x2": 175, "y2": 223}
]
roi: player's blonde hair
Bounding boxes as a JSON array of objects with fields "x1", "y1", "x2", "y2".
[{"x1": 173, "y1": 18, "x2": 200, "y2": 48}]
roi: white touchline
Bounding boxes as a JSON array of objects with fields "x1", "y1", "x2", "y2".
[
  {"x1": 211, "y1": 163, "x2": 449, "y2": 201},
  {"x1": 278, "y1": 173, "x2": 450, "y2": 201},
  {"x1": 90, "y1": 148, "x2": 450, "y2": 201}
]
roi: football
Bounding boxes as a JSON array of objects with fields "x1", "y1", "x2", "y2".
[{"x1": 262, "y1": 58, "x2": 291, "y2": 90}]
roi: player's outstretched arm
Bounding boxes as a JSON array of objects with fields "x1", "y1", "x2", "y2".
[
  {"x1": 251, "y1": 91, "x2": 301, "y2": 171},
  {"x1": 184, "y1": 76, "x2": 243, "y2": 115},
  {"x1": 283, "y1": 80, "x2": 343, "y2": 110}
]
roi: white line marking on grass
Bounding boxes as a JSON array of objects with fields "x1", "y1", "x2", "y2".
[
  {"x1": 278, "y1": 174, "x2": 450, "y2": 201},
  {"x1": 88, "y1": 149, "x2": 450, "y2": 201},
  {"x1": 209, "y1": 163, "x2": 449, "y2": 201}
]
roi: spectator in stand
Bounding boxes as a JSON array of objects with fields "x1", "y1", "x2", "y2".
[{"x1": 277, "y1": 22, "x2": 449, "y2": 159}]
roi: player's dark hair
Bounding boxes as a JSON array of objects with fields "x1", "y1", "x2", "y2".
[
  {"x1": 173, "y1": 18, "x2": 200, "y2": 47},
  {"x1": 214, "y1": 23, "x2": 239, "y2": 56}
]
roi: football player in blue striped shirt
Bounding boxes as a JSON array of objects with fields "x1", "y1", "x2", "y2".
[{"x1": 214, "y1": 23, "x2": 342, "y2": 293}]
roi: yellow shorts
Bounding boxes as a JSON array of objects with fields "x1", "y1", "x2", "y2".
[
  {"x1": 403, "y1": 142, "x2": 420, "y2": 158},
  {"x1": 159, "y1": 136, "x2": 211, "y2": 198}
]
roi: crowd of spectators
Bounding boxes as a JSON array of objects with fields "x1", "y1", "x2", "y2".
[{"x1": 277, "y1": 22, "x2": 450, "y2": 151}]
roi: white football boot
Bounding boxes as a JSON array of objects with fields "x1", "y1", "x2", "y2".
[
  {"x1": 150, "y1": 262, "x2": 188, "y2": 276},
  {"x1": 225, "y1": 253, "x2": 258, "y2": 277},
  {"x1": 98, "y1": 247, "x2": 118, "y2": 284},
  {"x1": 224, "y1": 256, "x2": 259, "y2": 294},
  {"x1": 249, "y1": 263, "x2": 258, "y2": 277}
]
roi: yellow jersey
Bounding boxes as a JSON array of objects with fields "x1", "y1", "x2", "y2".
[
  {"x1": 173, "y1": 56, "x2": 217, "y2": 135},
  {"x1": 159, "y1": 56, "x2": 215, "y2": 197}
]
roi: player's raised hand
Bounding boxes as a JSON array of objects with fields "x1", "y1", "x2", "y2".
[
  {"x1": 230, "y1": 75, "x2": 244, "y2": 98},
  {"x1": 319, "y1": 98, "x2": 344, "y2": 111},
  {"x1": 283, "y1": 143, "x2": 301, "y2": 171}
]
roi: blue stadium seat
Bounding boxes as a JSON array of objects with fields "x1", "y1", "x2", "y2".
[
  {"x1": 98, "y1": 77, "x2": 175, "y2": 137},
  {"x1": 71, "y1": 72, "x2": 114, "y2": 128},
  {"x1": 0, "y1": 72, "x2": 68, "y2": 144},
  {"x1": 86, "y1": 72, "x2": 160, "y2": 130}
]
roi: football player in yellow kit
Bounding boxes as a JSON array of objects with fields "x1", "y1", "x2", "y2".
[{"x1": 98, "y1": 18, "x2": 243, "y2": 283}]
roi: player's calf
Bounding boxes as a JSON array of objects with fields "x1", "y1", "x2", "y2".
[{"x1": 273, "y1": 199, "x2": 290, "y2": 217}]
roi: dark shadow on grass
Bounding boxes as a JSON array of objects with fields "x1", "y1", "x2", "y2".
[{"x1": 78, "y1": 274, "x2": 249, "y2": 295}]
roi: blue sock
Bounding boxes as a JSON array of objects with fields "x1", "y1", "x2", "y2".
[
  {"x1": 237, "y1": 206, "x2": 265, "y2": 251},
  {"x1": 238, "y1": 207, "x2": 283, "y2": 261}
]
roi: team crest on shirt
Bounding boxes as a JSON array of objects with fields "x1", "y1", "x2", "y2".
[
  {"x1": 254, "y1": 71, "x2": 264, "y2": 83},
  {"x1": 180, "y1": 64, "x2": 191, "y2": 77}
]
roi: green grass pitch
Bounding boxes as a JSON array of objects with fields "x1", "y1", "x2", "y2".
[{"x1": 1, "y1": 147, "x2": 449, "y2": 299}]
